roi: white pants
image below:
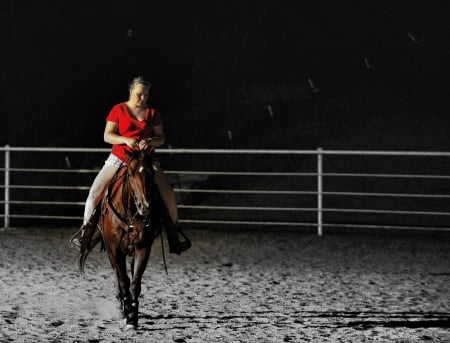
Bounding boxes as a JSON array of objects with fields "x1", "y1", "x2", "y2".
[{"x1": 83, "y1": 154, "x2": 178, "y2": 225}]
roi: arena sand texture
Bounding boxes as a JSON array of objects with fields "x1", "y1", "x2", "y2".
[{"x1": 1, "y1": 227, "x2": 449, "y2": 342}]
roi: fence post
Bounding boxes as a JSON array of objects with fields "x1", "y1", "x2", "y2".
[
  {"x1": 317, "y1": 147, "x2": 323, "y2": 236},
  {"x1": 4, "y1": 145, "x2": 10, "y2": 229}
]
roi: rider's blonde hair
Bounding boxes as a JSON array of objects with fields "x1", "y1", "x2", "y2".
[{"x1": 128, "y1": 76, "x2": 151, "y2": 90}]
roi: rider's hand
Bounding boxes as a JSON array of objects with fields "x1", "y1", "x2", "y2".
[
  {"x1": 124, "y1": 138, "x2": 138, "y2": 149},
  {"x1": 138, "y1": 139, "x2": 154, "y2": 152}
]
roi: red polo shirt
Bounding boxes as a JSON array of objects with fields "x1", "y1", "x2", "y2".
[{"x1": 106, "y1": 102, "x2": 163, "y2": 162}]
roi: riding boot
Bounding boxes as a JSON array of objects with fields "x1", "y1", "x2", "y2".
[
  {"x1": 164, "y1": 216, "x2": 191, "y2": 255},
  {"x1": 70, "y1": 221, "x2": 97, "y2": 254},
  {"x1": 70, "y1": 208, "x2": 100, "y2": 253}
]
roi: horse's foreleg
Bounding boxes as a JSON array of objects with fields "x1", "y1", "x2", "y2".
[
  {"x1": 131, "y1": 246, "x2": 151, "y2": 301},
  {"x1": 107, "y1": 248, "x2": 131, "y2": 319},
  {"x1": 126, "y1": 246, "x2": 151, "y2": 329}
]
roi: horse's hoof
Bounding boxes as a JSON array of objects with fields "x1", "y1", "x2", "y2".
[
  {"x1": 126, "y1": 316, "x2": 138, "y2": 330},
  {"x1": 125, "y1": 324, "x2": 137, "y2": 331}
]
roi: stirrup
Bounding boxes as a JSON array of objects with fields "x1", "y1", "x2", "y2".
[
  {"x1": 70, "y1": 227, "x2": 85, "y2": 250},
  {"x1": 71, "y1": 208, "x2": 101, "y2": 251},
  {"x1": 70, "y1": 222, "x2": 96, "y2": 254}
]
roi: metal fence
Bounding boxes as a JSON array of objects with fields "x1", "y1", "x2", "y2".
[{"x1": 1, "y1": 145, "x2": 450, "y2": 234}]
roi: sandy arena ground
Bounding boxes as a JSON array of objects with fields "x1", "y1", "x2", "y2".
[{"x1": 1, "y1": 226, "x2": 449, "y2": 342}]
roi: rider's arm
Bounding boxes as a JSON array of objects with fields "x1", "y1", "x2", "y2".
[
  {"x1": 137, "y1": 125, "x2": 166, "y2": 152},
  {"x1": 147, "y1": 125, "x2": 165, "y2": 148},
  {"x1": 104, "y1": 121, "x2": 137, "y2": 148}
]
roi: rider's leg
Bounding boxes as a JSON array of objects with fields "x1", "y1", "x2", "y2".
[
  {"x1": 154, "y1": 169, "x2": 178, "y2": 223},
  {"x1": 71, "y1": 159, "x2": 120, "y2": 250},
  {"x1": 83, "y1": 163, "x2": 119, "y2": 224},
  {"x1": 153, "y1": 165, "x2": 191, "y2": 254}
]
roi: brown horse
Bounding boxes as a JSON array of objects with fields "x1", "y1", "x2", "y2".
[{"x1": 98, "y1": 152, "x2": 161, "y2": 329}]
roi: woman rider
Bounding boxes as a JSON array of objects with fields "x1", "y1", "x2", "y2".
[{"x1": 71, "y1": 76, "x2": 191, "y2": 255}]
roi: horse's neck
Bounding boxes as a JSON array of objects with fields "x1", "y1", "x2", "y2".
[{"x1": 108, "y1": 168, "x2": 133, "y2": 215}]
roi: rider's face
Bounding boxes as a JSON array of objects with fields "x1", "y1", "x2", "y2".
[{"x1": 129, "y1": 85, "x2": 149, "y2": 107}]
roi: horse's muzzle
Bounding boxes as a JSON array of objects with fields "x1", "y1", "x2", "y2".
[{"x1": 136, "y1": 200, "x2": 150, "y2": 216}]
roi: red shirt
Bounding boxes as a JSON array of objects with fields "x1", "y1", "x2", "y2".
[{"x1": 106, "y1": 102, "x2": 163, "y2": 162}]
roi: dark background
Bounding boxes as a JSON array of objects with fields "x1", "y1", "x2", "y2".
[{"x1": 1, "y1": 0, "x2": 449, "y2": 150}]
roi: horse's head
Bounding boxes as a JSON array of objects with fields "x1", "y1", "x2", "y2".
[{"x1": 126, "y1": 153, "x2": 150, "y2": 217}]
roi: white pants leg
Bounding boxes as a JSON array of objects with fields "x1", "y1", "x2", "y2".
[{"x1": 83, "y1": 163, "x2": 120, "y2": 224}]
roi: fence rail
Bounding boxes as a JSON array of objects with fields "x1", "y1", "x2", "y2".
[{"x1": 1, "y1": 145, "x2": 450, "y2": 234}]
